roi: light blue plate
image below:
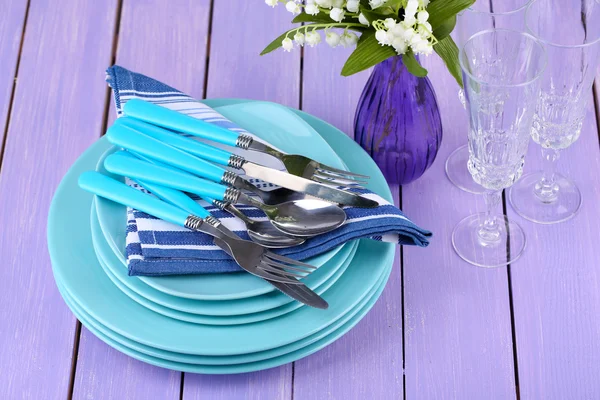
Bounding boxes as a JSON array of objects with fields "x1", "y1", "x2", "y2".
[
  {"x1": 56, "y1": 265, "x2": 386, "y2": 372},
  {"x1": 91, "y1": 203, "x2": 358, "y2": 324},
  {"x1": 48, "y1": 100, "x2": 394, "y2": 358},
  {"x1": 94, "y1": 101, "x2": 349, "y2": 300}
]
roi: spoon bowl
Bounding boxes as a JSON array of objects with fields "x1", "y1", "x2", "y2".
[{"x1": 263, "y1": 199, "x2": 347, "y2": 237}]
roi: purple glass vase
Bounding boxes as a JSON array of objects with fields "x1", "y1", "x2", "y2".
[{"x1": 354, "y1": 56, "x2": 443, "y2": 184}]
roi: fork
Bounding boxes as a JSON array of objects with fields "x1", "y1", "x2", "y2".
[
  {"x1": 78, "y1": 171, "x2": 315, "y2": 284},
  {"x1": 122, "y1": 99, "x2": 369, "y2": 187}
]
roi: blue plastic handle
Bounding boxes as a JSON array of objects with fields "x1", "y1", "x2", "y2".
[
  {"x1": 115, "y1": 117, "x2": 232, "y2": 166},
  {"x1": 78, "y1": 171, "x2": 190, "y2": 227},
  {"x1": 135, "y1": 179, "x2": 210, "y2": 218},
  {"x1": 113, "y1": 151, "x2": 211, "y2": 218},
  {"x1": 106, "y1": 124, "x2": 229, "y2": 183},
  {"x1": 123, "y1": 99, "x2": 241, "y2": 147},
  {"x1": 103, "y1": 152, "x2": 229, "y2": 201}
]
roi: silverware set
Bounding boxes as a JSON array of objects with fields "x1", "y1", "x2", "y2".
[{"x1": 78, "y1": 99, "x2": 376, "y2": 309}]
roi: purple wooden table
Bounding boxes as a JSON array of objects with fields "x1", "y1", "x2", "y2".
[{"x1": 1, "y1": 0, "x2": 599, "y2": 399}]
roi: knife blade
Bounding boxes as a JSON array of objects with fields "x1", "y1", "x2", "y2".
[{"x1": 240, "y1": 162, "x2": 379, "y2": 209}]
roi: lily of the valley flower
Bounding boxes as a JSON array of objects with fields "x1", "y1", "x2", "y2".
[
  {"x1": 294, "y1": 32, "x2": 305, "y2": 46},
  {"x1": 305, "y1": 2, "x2": 320, "y2": 14},
  {"x1": 305, "y1": 30, "x2": 322, "y2": 47},
  {"x1": 330, "y1": 7, "x2": 345, "y2": 22},
  {"x1": 340, "y1": 31, "x2": 359, "y2": 47},
  {"x1": 282, "y1": 37, "x2": 294, "y2": 52},
  {"x1": 358, "y1": 13, "x2": 370, "y2": 26},
  {"x1": 369, "y1": 0, "x2": 386, "y2": 9},
  {"x1": 285, "y1": 1, "x2": 301, "y2": 14},
  {"x1": 326, "y1": 31, "x2": 342, "y2": 47},
  {"x1": 346, "y1": 0, "x2": 360, "y2": 12},
  {"x1": 315, "y1": 0, "x2": 333, "y2": 8},
  {"x1": 265, "y1": 0, "x2": 278, "y2": 7}
]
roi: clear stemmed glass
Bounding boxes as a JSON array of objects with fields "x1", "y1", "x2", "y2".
[
  {"x1": 509, "y1": 0, "x2": 600, "y2": 224},
  {"x1": 446, "y1": 0, "x2": 533, "y2": 194},
  {"x1": 452, "y1": 30, "x2": 546, "y2": 268}
]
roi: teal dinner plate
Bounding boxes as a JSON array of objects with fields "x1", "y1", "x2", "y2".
[
  {"x1": 48, "y1": 100, "x2": 394, "y2": 357},
  {"x1": 94, "y1": 101, "x2": 348, "y2": 301},
  {"x1": 56, "y1": 264, "x2": 387, "y2": 373},
  {"x1": 91, "y1": 202, "x2": 357, "y2": 324}
]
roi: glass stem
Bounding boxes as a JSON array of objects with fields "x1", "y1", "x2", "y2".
[
  {"x1": 477, "y1": 190, "x2": 502, "y2": 244},
  {"x1": 534, "y1": 147, "x2": 560, "y2": 203}
]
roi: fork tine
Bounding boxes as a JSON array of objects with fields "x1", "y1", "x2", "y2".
[
  {"x1": 258, "y1": 262, "x2": 307, "y2": 278},
  {"x1": 312, "y1": 174, "x2": 368, "y2": 188},
  {"x1": 315, "y1": 163, "x2": 370, "y2": 179},
  {"x1": 264, "y1": 252, "x2": 318, "y2": 269},
  {"x1": 261, "y1": 259, "x2": 314, "y2": 274},
  {"x1": 316, "y1": 168, "x2": 370, "y2": 184},
  {"x1": 254, "y1": 268, "x2": 304, "y2": 284}
]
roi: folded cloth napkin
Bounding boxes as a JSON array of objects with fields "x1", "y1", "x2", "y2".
[{"x1": 106, "y1": 65, "x2": 432, "y2": 276}]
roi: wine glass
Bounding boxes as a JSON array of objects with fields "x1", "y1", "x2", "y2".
[
  {"x1": 452, "y1": 30, "x2": 546, "y2": 268},
  {"x1": 446, "y1": 0, "x2": 533, "y2": 194},
  {"x1": 509, "y1": 0, "x2": 600, "y2": 224}
]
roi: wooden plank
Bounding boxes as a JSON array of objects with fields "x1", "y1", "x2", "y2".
[
  {"x1": 183, "y1": 3, "x2": 299, "y2": 398},
  {"x1": 204, "y1": 0, "x2": 301, "y2": 108},
  {"x1": 294, "y1": 45, "x2": 406, "y2": 399},
  {"x1": 71, "y1": 0, "x2": 210, "y2": 397},
  {"x1": 0, "y1": 0, "x2": 118, "y2": 398},
  {"x1": 402, "y1": 56, "x2": 516, "y2": 398},
  {"x1": 0, "y1": 0, "x2": 28, "y2": 146},
  {"x1": 507, "y1": 93, "x2": 600, "y2": 399}
]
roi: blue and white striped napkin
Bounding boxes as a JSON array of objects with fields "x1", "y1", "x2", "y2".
[{"x1": 106, "y1": 65, "x2": 431, "y2": 276}]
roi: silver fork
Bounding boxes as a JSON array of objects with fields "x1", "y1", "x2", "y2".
[{"x1": 78, "y1": 171, "x2": 315, "y2": 284}]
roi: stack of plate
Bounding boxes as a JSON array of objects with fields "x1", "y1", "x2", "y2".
[{"x1": 48, "y1": 99, "x2": 395, "y2": 374}]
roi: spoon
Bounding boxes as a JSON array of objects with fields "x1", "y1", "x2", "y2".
[
  {"x1": 104, "y1": 153, "x2": 347, "y2": 237},
  {"x1": 210, "y1": 199, "x2": 305, "y2": 248}
]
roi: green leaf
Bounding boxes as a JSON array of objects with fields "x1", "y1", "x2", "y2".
[
  {"x1": 359, "y1": 6, "x2": 390, "y2": 23},
  {"x1": 341, "y1": 31, "x2": 396, "y2": 76},
  {"x1": 260, "y1": 28, "x2": 298, "y2": 55},
  {"x1": 432, "y1": 15, "x2": 456, "y2": 40},
  {"x1": 427, "y1": 0, "x2": 475, "y2": 30},
  {"x1": 434, "y1": 36, "x2": 463, "y2": 87},
  {"x1": 292, "y1": 12, "x2": 336, "y2": 24},
  {"x1": 402, "y1": 52, "x2": 428, "y2": 77}
]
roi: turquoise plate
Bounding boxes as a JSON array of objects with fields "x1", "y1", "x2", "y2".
[
  {"x1": 56, "y1": 266, "x2": 387, "y2": 372},
  {"x1": 48, "y1": 100, "x2": 394, "y2": 357},
  {"x1": 94, "y1": 101, "x2": 349, "y2": 300},
  {"x1": 91, "y1": 203, "x2": 358, "y2": 324}
]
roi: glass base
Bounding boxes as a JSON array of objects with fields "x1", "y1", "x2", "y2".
[
  {"x1": 452, "y1": 213, "x2": 526, "y2": 268},
  {"x1": 509, "y1": 172, "x2": 581, "y2": 224},
  {"x1": 445, "y1": 145, "x2": 487, "y2": 194}
]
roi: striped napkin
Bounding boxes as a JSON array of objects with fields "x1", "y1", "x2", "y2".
[{"x1": 106, "y1": 66, "x2": 431, "y2": 276}]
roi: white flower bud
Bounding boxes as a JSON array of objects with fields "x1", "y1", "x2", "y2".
[
  {"x1": 305, "y1": 30, "x2": 322, "y2": 47},
  {"x1": 403, "y1": 28, "x2": 416, "y2": 41},
  {"x1": 330, "y1": 7, "x2": 345, "y2": 22},
  {"x1": 392, "y1": 37, "x2": 408, "y2": 54},
  {"x1": 346, "y1": 0, "x2": 360, "y2": 12},
  {"x1": 417, "y1": 10, "x2": 429, "y2": 24},
  {"x1": 282, "y1": 37, "x2": 294, "y2": 52},
  {"x1": 369, "y1": 0, "x2": 385, "y2": 9},
  {"x1": 316, "y1": 0, "x2": 333, "y2": 8},
  {"x1": 404, "y1": 14, "x2": 417, "y2": 26},
  {"x1": 391, "y1": 23, "x2": 406, "y2": 37},
  {"x1": 294, "y1": 32, "x2": 305, "y2": 46},
  {"x1": 286, "y1": 1, "x2": 301, "y2": 14},
  {"x1": 358, "y1": 13, "x2": 370, "y2": 26},
  {"x1": 340, "y1": 31, "x2": 359, "y2": 47},
  {"x1": 265, "y1": 0, "x2": 278, "y2": 7},
  {"x1": 326, "y1": 31, "x2": 341, "y2": 47},
  {"x1": 305, "y1": 4, "x2": 320, "y2": 14},
  {"x1": 417, "y1": 22, "x2": 432, "y2": 38},
  {"x1": 405, "y1": 0, "x2": 418, "y2": 16},
  {"x1": 375, "y1": 29, "x2": 394, "y2": 45},
  {"x1": 384, "y1": 18, "x2": 397, "y2": 29}
]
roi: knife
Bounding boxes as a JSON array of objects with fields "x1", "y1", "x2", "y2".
[{"x1": 106, "y1": 122, "x2": 378, "y2": 208}]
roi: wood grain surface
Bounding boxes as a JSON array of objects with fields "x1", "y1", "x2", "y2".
[{"x1": 0, "y1": 0, "x2": 118, "y2": 398}]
